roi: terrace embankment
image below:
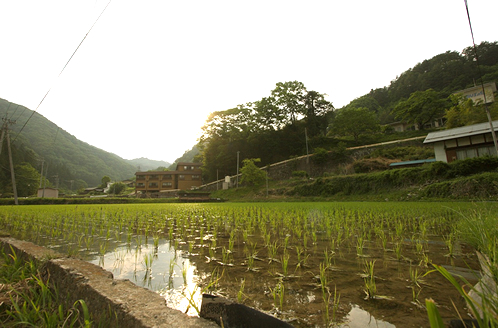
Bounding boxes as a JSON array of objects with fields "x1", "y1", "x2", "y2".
[{"x1": 0, "y1": 235, "x2": 219, "y2": 328}]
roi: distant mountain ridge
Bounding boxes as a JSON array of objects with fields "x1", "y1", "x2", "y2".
[
  {"x1": 0, "y1": 97, "x2": 147, "y2": 190},
  {"x1": 126, "y1": 158, "x2": 171, "y2": 171}
]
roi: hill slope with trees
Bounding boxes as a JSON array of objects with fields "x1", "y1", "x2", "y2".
[
  {"x1": 198, "y1": 41, "x2": 498, "y2": 183},
  {"x1": 0, "y1": 98, "x2": 138, "y2": 195}
]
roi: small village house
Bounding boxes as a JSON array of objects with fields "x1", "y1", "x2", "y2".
[{"x1": 424, "y1": 120, "x2": 498, "y2": 163}]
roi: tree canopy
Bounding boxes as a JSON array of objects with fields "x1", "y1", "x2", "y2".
[
  {"x1": 392, "y1": 89, "x2": 448, "y2": 130},
  {"x1": 199, "y1": 81, "x2": 333, "y2": 181},
  {"x1": 331, "y1": 107, "x2": 380, "y2": 141}
]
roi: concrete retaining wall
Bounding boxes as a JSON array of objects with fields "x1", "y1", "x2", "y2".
[{"x1": 0, "y1": 236, "x2": 218, "y2": 328}]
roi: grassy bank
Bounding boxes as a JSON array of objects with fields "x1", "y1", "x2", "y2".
[{"x1": 210, "y1": 156, "x2": 498, "y2": 202}]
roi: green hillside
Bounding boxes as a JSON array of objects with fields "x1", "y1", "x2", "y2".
[
  {"x1": 0, "y1": 98, "x2": 137, "y2": 193},
  {"x1": 198, "y1": 41, "x2": 498, "y2": 182},
  {"x1": 126, "y1": 158, "x2": 171, "y2": 172}
]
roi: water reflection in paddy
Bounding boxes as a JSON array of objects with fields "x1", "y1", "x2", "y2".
[{"x1": 88, "y1": 239, "x2": 202, "y2": 316}]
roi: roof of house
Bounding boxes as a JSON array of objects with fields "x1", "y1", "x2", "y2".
[
  {"x1": 389, "y1": 158, "x2": 436, "y2": 167},
  {"x1": 423, "y1": 120, "x2": 498, "y2": 144},
  {"x1": 135, "y1": 171, "x2": 173, "y2": 175},
  {"x1": 176, "y1": 162, "x2": 201, "y2": 167}
]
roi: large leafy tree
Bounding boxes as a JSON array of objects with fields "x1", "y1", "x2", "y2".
[
  {"x1": 199, "y1": 81, "x2": 333, "y2": 182},
  {"x1": 14, "y1": 162, "x2": 40, "y2": 197},
  {"x1": 270, "y1": 81, "x2": 307, "y2": 125},
  {"x1": 392, "y1": 89, "x2": 448, "y2": 130},
  {"x1": 303, "y1": 90, "x2": 334, "y2": 137},
  {"x1": 240, "y1": 158, "x2": 266, "y2": 186},
  {"x1": 331, "y1": 107, "x2": 380, "y2": 141}
]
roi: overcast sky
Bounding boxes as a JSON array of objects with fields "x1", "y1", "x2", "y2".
[{"x1": 1, "y1": 1, "x2": 497, "y2": 163}]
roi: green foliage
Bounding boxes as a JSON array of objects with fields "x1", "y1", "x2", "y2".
[
  {"x1": 100, "y1": 175, "x2": 111, "y2": 188},
  {"x1": 312, "y1": 147, "x2": 329, "y2": 164},
  {"x1": 13, "y1": 162, "x2": 41, "y2": 197},
  {"x1": 108, "y1": 182, "x2": 126, "y2": 195},
  {"x1": 0, "y1": 247, "x2": 94, "y2": 327},
  {"x1": 445, "y1": 94, "x2": 498, "y2": 128},
  {"x1": 199, "y1": 82, "x2": 332, "y2": 182},
  {"x1": 353, "y1": 158, "x2": 392, "y2": 173},
  {"x1": 240, "y1": 158, "x2": 267, "y2": 187},
  {"x1": 421, "y1": 172, "x2": 498, "y2": 199},
  {"x1": 393, "y1": 89, "x2": 448, "y2": 130},
  {"x1": 366, "y1": 146, "x2": 435, "y2": 161},
  {"x1": 330, "y1": 107, "x2": 380, "y2": 141},
  {"x1": 293, "y1": 157, "x2": 498, "y2": 199},
  {"x1": 0, "y1": 98, "x2": 137, "y2": 189},
  {"x1": 292, "y1": 171, "x2": 308, "y2": 178}
]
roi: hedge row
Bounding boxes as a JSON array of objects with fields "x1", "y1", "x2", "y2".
[{"x1": 291, "y1": 156, "x2": 498, "y2": 198}]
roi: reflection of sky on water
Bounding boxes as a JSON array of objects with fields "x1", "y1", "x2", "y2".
[
  {"x1": 339, "y1": 305, "x2": 395, "y2": 328},
  {"x1": 89, "y1": 238, "x2": 201, "y2": 316}
]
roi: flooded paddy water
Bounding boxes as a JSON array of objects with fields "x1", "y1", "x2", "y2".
[{"x1": 0, "y1": 202, "x2": 492, "y2": 327}]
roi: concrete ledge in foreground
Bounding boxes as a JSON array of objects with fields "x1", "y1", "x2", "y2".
[{"x1": 0, "y1": 236, "x2": 219, "y2": 328}]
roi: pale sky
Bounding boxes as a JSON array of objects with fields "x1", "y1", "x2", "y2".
[{"x1": 1, "y1": 1, "x2": 497, "y2": 163}]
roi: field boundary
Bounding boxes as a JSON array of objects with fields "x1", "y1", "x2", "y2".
[{"x1": 0, "y1": 236, "x2": 218, "y2": 328}]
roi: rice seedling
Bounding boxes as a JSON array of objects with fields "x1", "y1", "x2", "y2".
[
  {"x1": 237, "y1": 278, "x2": 245, "y2": 303},
  {"x1": 394, "y1": 240, "x2": 403, "y2": 261},
  {"x1": 267, "y1": 241, "x2": 279, "y2": 263},
  {"x1": 0, "y1": 202, "x2": 493, "y2": 328},
  {"x1": 443, "y1": 232, "x2": 455, "y2": 257},
  {"x1": 356, "y1": 236, "x2": 365, "y2": 257},
  {"x1": 363, "y1": 260, "x2": 376, "y2": 300},
  {"x1": 281, "y1": 251, "x2": 290, "y2": 276},
  {"x1": 270, "y1": 281, "x2": 285, "y2": 312}
]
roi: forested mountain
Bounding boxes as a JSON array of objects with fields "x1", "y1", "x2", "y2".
[
  {"x1": 0, "y1": 98, "x2": 137, "y2": 194},
  {"x1": 126, "y1": 158, "x2": 171, "y2": 172},
  {"x1": 199, "y1": 41, "x2": 498, "y2": 182},
  {"x1": 350, "y1": 41, "x2": 498, "y2": 124},
  {"x1": 168, "y1": 145, "x2": 200, "y2": 170}
]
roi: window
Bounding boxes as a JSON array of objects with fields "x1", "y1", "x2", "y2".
[
  {"x1": 191, "y1": 166, "x2": 195, "y2": 170},
  {"x1": 149, "y1": 182, "x2": 158, "y2": 188},
  {"x1": 456, "y1": 145, "x2": 497, "y2": 161},
  {"x1": 179, "y1": 175, "x2": 185, "y2": 180},
  {"x1": 184, "y1": 166, "x2": 188, "y2": 170},
  {"x1": 162, "y1": 182, "x2": 172, "y2": 187},
  {"x1": 137, "y1": 183, "x2": 145, "y2": 187},
  {"x1": 192, "y1": 175, "x2": 200, "y2": 180},
  {"x1": 136, "y1": 175, "x2": 145, "y2": 180},
  {"x1": 149, "y1": 175, "x2": 158, "y2": 180}
]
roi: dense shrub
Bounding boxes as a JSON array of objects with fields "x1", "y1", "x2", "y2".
[
  {"x1": 353, "y1": 158, "x2": 393, "y2": 173},
  {"x1": 292, "y1": 157, "x2": 498, "y2": 198},
  {"x1": 312, "y1": 147, "x2": 329, "y2": 164},
  {"x1": 421, "y1": 172, "x2": 498, "y2": 199},
  {"x1": 292, "y1": 171, "x2": 308, "y2": 178},
  {"x1": 449, "y1": 156, "x2": 498, "y2": 177},
  {"x1": 366, "y1": 146, "x2": 434, "y2": 161}
]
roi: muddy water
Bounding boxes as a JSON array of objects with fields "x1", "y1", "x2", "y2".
[{"x1": 81, "y1": 231, "x2": 479, "y2": 328}]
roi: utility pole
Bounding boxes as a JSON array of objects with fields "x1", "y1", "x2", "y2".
[
  {"x1": 0, "y1": 117, "x2": 19, "y2": 205},
  {"x1": 464, "y1": 1, "x2": 498, "y2": 156},
  {"x1": 236, "y1": 151, "x2": 240, "y2": 189}
]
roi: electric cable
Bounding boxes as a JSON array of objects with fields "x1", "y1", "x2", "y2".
[{"x1": 13, "y1": 0, "x2": 112, "y2": 143}]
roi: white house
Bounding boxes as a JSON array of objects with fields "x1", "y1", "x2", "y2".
[{"x1": 423, "y1": 120, "x2": 498, "y2": 163}]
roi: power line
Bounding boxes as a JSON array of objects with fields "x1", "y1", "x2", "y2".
[
  {"x1": 463, "y1": 0, "x2": 498, "y2": 155},
  {"x1": 13, "y1": 0, "x2": 113, "y2": 143}
]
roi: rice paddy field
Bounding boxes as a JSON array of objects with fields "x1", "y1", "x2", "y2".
[{"x1": 0, "y1": 202, "x2": 494, "y2": 327}]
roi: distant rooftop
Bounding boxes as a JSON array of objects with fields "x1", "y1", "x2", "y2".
[{"x1": 424, "y1": 120, "x2": 498, "y2": 144}]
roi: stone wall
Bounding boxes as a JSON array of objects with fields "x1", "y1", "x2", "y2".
[{"x1": 199, "y1": 136, "x2": 427, "y2": 191}]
